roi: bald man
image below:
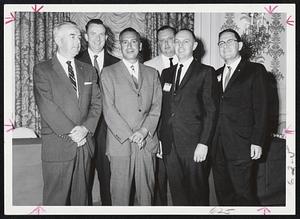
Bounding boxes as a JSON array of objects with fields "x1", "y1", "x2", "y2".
[{"x1": 159, "y1": 29, "x2": 218, "y2": 205}]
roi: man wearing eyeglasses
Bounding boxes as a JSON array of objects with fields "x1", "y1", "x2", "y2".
[
  {"x1": 144, "y1": 26, "x2": 178, "y2": 75},
  {"x1": 212, "y1": 29, "x2": 268, "y2": 206}
]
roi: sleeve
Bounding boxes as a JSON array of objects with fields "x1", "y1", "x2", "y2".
[
  {"x1": 100, "y1": 69, "x2": 134, "y2": 144},
  {"x1": 250, "y1": 64, "x2": 268, "y2": 146},
  {"x1": 199, "y1": 67, "x2": 218, "y2": 146},
  {"x1": 140, "y1": 71, "x2": 163, "y2": 136},
  {"x1": 81, "y1": 68, "x2": 102, "y2": 134},
  {"x1": 33, "y1": 64, "x2": 75, "y2": 135}
]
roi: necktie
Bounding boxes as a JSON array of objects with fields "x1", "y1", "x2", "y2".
[
  {"x1": 130, "y1": 65, "x2": 138, "y2": 89},
  {"x1": 174, "y1": 64, "x2": 183, "y2": 92},
  {"x1": 169, "y1": 57, "x2": 174, "y2": 67},
  {"x1": 223, "y1": 66, "x2": 232, "y2": 91},
  {"x1": 66, "y1": 61, "x2": 77, "y2": 93},
  {"x1": 94, "y1": 55, "x2": 100, "y2": 74}
]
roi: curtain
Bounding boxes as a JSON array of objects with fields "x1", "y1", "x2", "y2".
[
  {"x1": 15, "y1": 12, "x2": 70, "y2": 136},
  {"x1": 145, "y1": 13, "x2": 194, "y2": 58}
]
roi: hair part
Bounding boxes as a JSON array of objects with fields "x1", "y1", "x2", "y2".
[
  {"x1": 119, "y1": 27, "x2": 141, "y2": 42},
  {"x1": 85, "y1": 19, "x2": 106, "y2": 33},
  {"x1": 219, "y1": 28, "x2": 242, "y2": 42}
]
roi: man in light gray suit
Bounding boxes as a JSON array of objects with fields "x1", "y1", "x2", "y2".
[
  {"x1": 101, "y1": 27, "x2": 162, "y2": 205},
  {"x1": 144, "y1": 25, "x2": 178, "y2": 75},
  {"x1": 33, "y1": 21, "x2": 102, "y2": 205}
]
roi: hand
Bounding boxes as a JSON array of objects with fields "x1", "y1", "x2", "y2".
[
  {"x1": 129, "y1": 127, "x2": 148, "y2": 144},
  {"x1": 77, "y1": 137, "x2": 87, "y2": 147},
  {"x1": 193, "y1": 143, "x2": 208, "y2": 163},
  {"x1": 251, "y1": 144, "x2": 262, "y2": 160},
  {"x1": 137, "y1": 139, "x2": 146, "y2": 150},
  {"x1": 156, "y1": 141, "x2": 163, "y2": 159},
  {"x1": 68, "y1": 126, "x2": 89, "y2": 143}
]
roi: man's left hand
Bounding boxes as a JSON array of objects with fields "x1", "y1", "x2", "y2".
[
  {"x1": 130, "y1": 127, "x2": 148, "y2": 144},
  {"x1": 193, "y1": 143, "x2": 208, "y2": 162},
  {"x1": 251, "y1": 144, "x2": 262, "y2": 160}
]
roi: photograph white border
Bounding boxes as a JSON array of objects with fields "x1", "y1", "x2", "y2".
[{"x1": 4, "y1": 3, "x2": 296, "y2": 215}]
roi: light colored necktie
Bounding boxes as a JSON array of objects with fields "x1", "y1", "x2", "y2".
[
  {"x1": 130, "y1": 65, "x2": 138, "y2": 88},
  {"x1": 223, "y1": 66, "x2": 232, "y2": 91},
  {"x1": 66, "y1": 61, "x2": 77, "y2": 93}
]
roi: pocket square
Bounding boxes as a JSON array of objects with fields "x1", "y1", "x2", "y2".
[
  {"x1": 163, "y1": 83, "x2": 172, "y2": 92},
  {"x1": 84, "y1": 82, "x2": 92, "y2": 85},
  {"x1": 217, "y1": 75, "x2": 222, "y2": 82}
]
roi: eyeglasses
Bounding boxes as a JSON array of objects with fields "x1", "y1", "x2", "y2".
[{"x1": 218, "y1": 39, "x2": 238, "y2": 48}]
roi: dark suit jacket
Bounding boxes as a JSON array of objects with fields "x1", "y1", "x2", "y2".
[
  {"x1": 76, "y1": 49, "x2": 119, "y2": 77},
  {"x1": 212, "y1": 59, "x2": 268, "y2": 161},
  {"x1": 33, "y1": 55, "x2": 102, "y2": 162},
  {"x1": 159, "y1": 59, "x2": 218, "y2": 158}
]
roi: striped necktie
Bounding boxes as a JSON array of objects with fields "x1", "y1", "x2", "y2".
[
  {"x1": 66, "y1": 61, "x2": 77, "y2": 93},
  {"x1": 94, "y1": 55, "x2": 100, "y2": 74},
  {"x1": 130, "y1": 65, "x2": 138, "y2": 89}
]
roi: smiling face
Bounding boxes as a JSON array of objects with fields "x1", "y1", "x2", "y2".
[
  {"x1": 174, "y1": 30, "x2": 198, "y2": 62},
  {"x1": 55, "y1": 24, "x2": 81, "y2": 59},
  {"x1": 85, "y1": 23, "x2": 107, "y2": 54},
  {"x1": 119, "y1": 30, "x2": 142, "y2": 63},
  {"x1": 158, "y1": 28, "x2": 175, "y2": 57},
  {"x1": 218, "y1": 31, "x2": 243, "y2": 64}
]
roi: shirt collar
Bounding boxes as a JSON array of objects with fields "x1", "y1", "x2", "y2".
[
  {"x1": 178, "y1": 56, "x2": 193, "y2": 69},
  {"x1": 57, "y1": 52, "x2": 74, "y2": 65},
  {"x1": 225, "y1": 56, "x2": 241, "y2": 72},
  {"x1": 88, "y1": 48, "x2": 104, "y2": 60},
  {"x1": 122, "y1": 59, "x2": 139, "y2": 70}
]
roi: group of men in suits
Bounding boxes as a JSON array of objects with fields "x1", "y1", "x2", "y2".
[{"x1": 33, "y1": 19, "x2": 268, "y2": 206}]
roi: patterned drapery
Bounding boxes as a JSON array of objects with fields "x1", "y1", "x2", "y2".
[
  {"x1": 15, "y1": 12, "x2": 70, "y2": 135},
  {"x1": 145, "y1": 13, "x2": 194, "y2": 58}
]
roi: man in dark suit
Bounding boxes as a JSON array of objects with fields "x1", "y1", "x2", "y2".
[
  {"x1": 76, "y1": 19, "x2": 119, "y2": 205},
  {"x1": 212, "y1": 28, "x2": 268, "y2": 206},
  {"x1": 159, "y1": 29, "x2": 218, "y2": 205},
  {"x1": 33, "y1": 21, "x2": 102, "y2": 205}
]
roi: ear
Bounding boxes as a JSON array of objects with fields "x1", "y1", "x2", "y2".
[
  {"x1": 54, "y1": 36, "x2": 61, "y2": 47},
  {"x1": 193, "y1": 41, "x2": 198, "y2": 51},
  {"x1": 84, "y1": 33, "x2": 88, "y2": 42},
  {"x1": 238, "y1": 41, "x2": 243, "y2": 51}
]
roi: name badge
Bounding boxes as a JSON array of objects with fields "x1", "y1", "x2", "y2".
[{"x1": 163, "y1": 83, "x2": 172, "y2": 92}]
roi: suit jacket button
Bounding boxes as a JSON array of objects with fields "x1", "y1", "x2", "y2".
[
  {"x1": 171, "y1": 113, "x2": 175, "y2": 117},
  {"x1": 138, "y1": 94, "x2": 140, "y2": 97},
  {"x1": 139, "y1": 109, "x2": 141, "y2": 112}
]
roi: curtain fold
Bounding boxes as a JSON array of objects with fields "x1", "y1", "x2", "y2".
[
  {"x1": 145, "y1": 13, "x2": 194, "y2": 58},
  {"x1": 15, "y1": 12, "x2": 70, "y2": 136}
]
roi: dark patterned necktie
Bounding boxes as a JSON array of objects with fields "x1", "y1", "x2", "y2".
[
  {"x1": 174, "y1": 64, "x2": 183, "y2": 92},
  {"x1": 94, "y1": 55, "x2": 100, "y2": 74},
  {"x1": 169, "y1": 57, "x2": 174, "y2": 67},
  {"x1": 223, "y1": 66, "x2": 232, "y2": 91},
  {"x1": 66, "y1": 61, "x2": 77, "y2": 93}
]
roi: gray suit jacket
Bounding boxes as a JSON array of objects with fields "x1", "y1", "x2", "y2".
[
  {"x1": 33, "y1": 55, "x2": 102, "y2": 162},
  {"x1": 101, "y1": 61, "x2": 162, "y2": 156}
]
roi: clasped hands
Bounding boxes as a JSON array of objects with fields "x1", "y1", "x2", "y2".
[
  {"x1": 129, "y1": 127, "x2": 148, "y2": 149},
  {"x1": 68, "y1": 126, "x2": 89, "y2": 147}
]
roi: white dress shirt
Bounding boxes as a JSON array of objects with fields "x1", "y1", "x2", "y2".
[
  {"x1": 56, "y1": 52, "x2": 79, "y2": 98},
  {"x1": 122, "y1": 59, "x2": 139, "y2": 80},
  {"x1": 222, "y1": 56, "x2": 242, "y2": 90},
  {"x1": 161, "y1": 54, "x2": 178, "y2": 69},
  {"x1": 88, "y1": 48, "x2": 105, "y2": 72},
  {"x1": 175, "y1": 56, "x2": 194, "y2": 84}
]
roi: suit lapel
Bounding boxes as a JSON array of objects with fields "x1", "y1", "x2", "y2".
[
  {"x1": 82, "y1": 50, "x2": 93, "y2": 65},
  {"x1": 52, "y1": 56, "x2": 78, "y2": 103},
  {"x1": 224, "y1": 59, "x2": 246, "y2": 93},
  {"x1": 119, "y1": 61, "x2": 139, "y2": 93},
  {"x1": 75, "y1": 59, "x2": 85, "y2": 110},
  {"x1": 178, "y1": 60, "x2": 196, "y2": 90}
]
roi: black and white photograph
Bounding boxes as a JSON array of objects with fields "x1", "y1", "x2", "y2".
[{"x1": 3, "y1": 3, "x2": 295, "y2": 215}]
